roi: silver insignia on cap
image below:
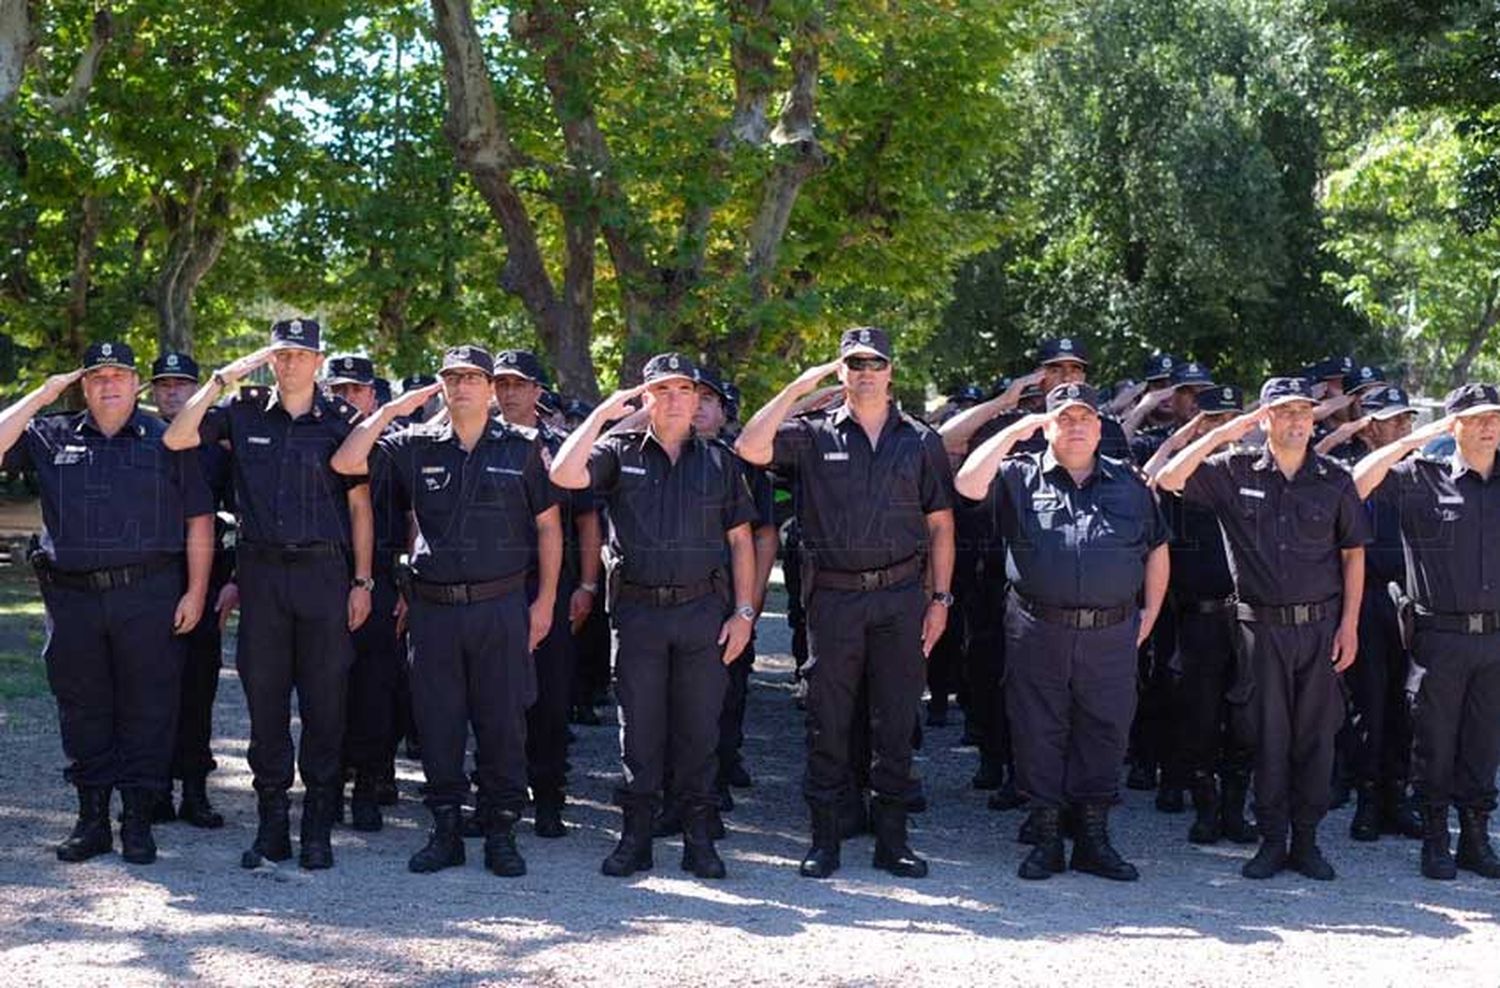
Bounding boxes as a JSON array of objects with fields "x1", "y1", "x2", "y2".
[
  {"x1": 1163, "y1": 357, "x2": 1173, "y2": 369},
  {"x1": 859, "y1": 329, "x2": 871, "y2": 344},
  {"x1": 1059, "y1": 338, "x2": 1073, "y2": 351},
  {"x1": 668, "y1": 355, "x2": 680, "y2": 370},
  {"x1": 167, "y1": 354, "x2": 179, "y2": 367},
  {"x1": 101, "y1": 343, "x2": 113, "y2": 357},
  {"x1": 1223, "y1": 387, "x2": 1233, "y2": 400},
  {"x1": 289, "y1": 320, "x2": 303, "y2": 336}
]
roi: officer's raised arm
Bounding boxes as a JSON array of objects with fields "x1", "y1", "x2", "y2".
[
  {"x1": 0, "y1": 368, "x2": 83, "y2": 458},
  {"x1": 1154, "y1": 409, "x2": 1263, "y2": 494},
  {"x1": 331, "y1": 382, "x2": 444, "y2": 476},
  {"x1": 162, "y1": 345, "x2": 276, "y2": 451},
  {"x1": 953, "y1": 412, "x2": 1047, "y2": 501},
  {"x1": 1351, "y1": 415, "x2": 1455, "y2": 501},
  {"x1": 733, "y1": 359, "x2": 842, "y2": 467},
  {"x1": 938, "y1": 369, "x2": 1044, "y2": 458},
  {"x1": 549, "y1": 384, "x2": 648, "y2": 490}
]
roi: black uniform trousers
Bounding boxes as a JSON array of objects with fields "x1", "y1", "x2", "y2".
[
  {"x1": 408, "y1": 589, "x2": 534, "y2": 810},
  {"x1": 527, "y1": 579, "x2": 576, "y2": 796},
  {"x1": 344, "y1": 564, "x2": 402, "y2": 777},
  {"x1": 1005, "y1": 596, "x2": 1139, "y2": 808},
  {"x1": 717, "y1": 634, "x2": 755, "y2": 774},
  {"x1": 1132, "y1": 606, "x2": 1179, "y2": 782},
  {"x1": 967, "y1": 573, "x2": 1012, "y2": 770},
  {"x1": 170, "y1": 573, "x2": 225, "y2": 781},
  {"x1": 41, "y1": 566, "x2": 186, "y2": 792},
  {"x1": 612, "y1": 593, "x2": 729, "y2": 808},
  {"x1": 1237, "y1": 615, "x2": 1343, "y2": 837},
  {"x1": 1172, "y1": 604, "x2": 1253, "y2": 780},
  {"x1": 571, "y1": 604, "x2": 611, "y2": 708},
  {"x1": 235, "y1": 550, "x2": 353, "y2": 794},
  {"x1": 1409, "y1": 628, "x2": 1500, "y2": 811},
  {"x1": 802, "y1": 580, "x2": 926, "y2": 807},
  {"x1": 1347, "y1": 587, "x2": 1411, "y2": 789}
]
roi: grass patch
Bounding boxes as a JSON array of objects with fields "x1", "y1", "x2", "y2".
[{"x1": 0, "y1": 562, "x2": 47, "y2": 700}]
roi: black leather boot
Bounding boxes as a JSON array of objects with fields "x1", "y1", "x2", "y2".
[
  {"x1": 871, "y1": 796, "x2": 928, "y2": 878},
  {"x1": 799, "y1": 802, "x2": 842, "y2": 879},
  {"x1": 483, "y1": 807, "x2": 527, "y2": 877},
  {"x1": 177, "y1": 775, "x2": 224, "y2": 829},
  {"x1": 1219, "y1": 775, "x2": 1258, "y2": 844},
  {"x1": 1017, "y1": 806, "x2": 1065, "y2": 880},
  {"x1": 652, "y1": 798, "x2": 684, "y2": 838},
  {"x1": 1125, "y1": 761, "x2": 1157, "y2": 791},
  {"x1": 349, "y1": 772, "x2": 383, "y2": 833},
  {"x1": 1421, "y1": 804, "x2": 1456, "y2": 880},
  {"x1": 1456, "y1": 807, "x2": 1500, "y2": 878},
  {"x1": 119, "y1": 788, "x2": 159, "y2": 865},
  {"x1": 533, "y1": 788, "x2": 567, "y2": 839},
  {"x1": 1381, "y1": 781, "x2": 1423, "y2": 839},
  {"x1": 987, "y1": 764, "x2": 1023, "y2": 810},
  {"x1": 1241, "y1": 828, "x2": 1287, "y2": 880},
  {"x1": 298, "y1": 787, "x2": 337, "y2": 870},
  {"x1": 408, "y1": 804, "x2": 466, "y2": 873},
  {"x1": 1187, "y1": 773, "x2": 1222, "y2": 845},
  {"x1": 1154, "y1": 785, "x2": 1186, "y2": 814},
  {"x1": 601, "y1": 798, "x2": 655, "y2": 877},
  {"x1": 57, "y1": 786, "x2": 113, "y2": 863},
  {"x1": 1070, "y1": 802, "x2": 1138, "y2": 881},
  {"x1": 681, "y1": 803, "x2": 727, "y2": 879},
  {"x1": 1349, "y1": 783, "x2": 1380, "y2": 842},
  {"x1": 241, "y1": 790, "x2": 293, "y2": 868},
  {"x1": 837, "y1": 790, "x2": 870, "y2": 839},
  {"x1": 1289, "y1": 825, "x2": 1335, "y2": 880}
]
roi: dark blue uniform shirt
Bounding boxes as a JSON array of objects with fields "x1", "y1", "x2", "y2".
[
  {"x1": 771, "y1": 403, "x2": 953, "y2": 573},
  {"x1": 199, "y1": 388, "x2": 363, "y2": 546},
  {"x1": 1328, "y1": 439, "x2": 1406, "y2": 588},
  {"x1": 1183, "y1": 448, "x2": 1370, "y2": 606},
  {"x1": 588, "y1": 430, "x2": 756, "y2": 587},
  {"x1": 995, "y1": 450, "x2": 1169, "y2": 609},
  {"x1": 375, "y1": 417, "x2": 553, "y2": 585},
  {"x1": 1383, "y1": 452, "x2": 1500, "y2": 614},
  {"x1": 539, "y1": 422, "x2": 594, "y2": 582},
  {"x1": 4, "y1": 408, "x2": 212, "y2": 571}
]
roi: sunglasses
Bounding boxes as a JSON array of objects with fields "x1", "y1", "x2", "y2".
[{"x1": 844, "y1": 357, "x2": 890, "y2": 372}]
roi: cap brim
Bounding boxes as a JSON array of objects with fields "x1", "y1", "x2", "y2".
[
  {"x1": 84, "y1": 361, "x2": 135, "y2": 373},
  {"x1": 150, "y1": 372, "x2": 197, "y2": 382},
  {"x1": 493, "y1": 367, "x2": 541, "y2": 382},
  {"x1": 440, "y1": 363, "x2": 493, "y2": 377},
  {"x1": 643, "y1": 372, "x2": 697, "y2": 386},
  {"x1": 1041, "y1": 355, "x2": 1089, "y2": 367},
  {"x1": 1262, "y1": 395, "x2": 1318, "y2": 410},
  {"x1": 1350, "y1": 381, "x2": 1385, "y2": 395},
  {"x1": 1048, "y1": 399, "x2": 1100, "y2": 416},
  {"x1": 841, "y1": 346, "x2": 890, "y2": 361},
  {"x1": 1172, "y1": 380, "x2": 1215, "y2": 392},
  {"x1": 269, "y1": 340, "x2": 322, "y2": 353},
  {"x1": 1453, "y1": 403, "x2": 1500, "y2": 418},
  {"x1": 1366, "y1": 406, "x2": 1416, "y2": 421},
  {"x1": 325, "y1": 375, "x2": 373, "y2": 386}
]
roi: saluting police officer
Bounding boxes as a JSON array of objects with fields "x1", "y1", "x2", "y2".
[
  {"x1": 1157, "y1": 377, "x2": 1369, "y2": 881},
  {"x1": 492, "y1": 348, "x2": 603, "y2": 838},
  {"x1": 148, "y1": 351, "x2": 234, "y2": 830},
  {"x1": 737, "y1": 327, "x2": 956, "y2": 881},
  {"x1": 957, "y1": 382, "x2": 1170, "y2": 880},
  {"x1": 333, "y1": 344, "x2": 560, "y2": 878},
  {"x1": 164, "y1": 319, "x2": 375, "y2": 871},
  {"x1": 1141, "y1": 384, "x2": 1259, "y2": 845},
  {"x1": 325, "y1": 353, "x2": 407, "y2": 831},
  {"x1": 0, "y1": 342, "x2": 213, "y2": 864},
  {"x1": 1353, "y1": 384, "x2": 1500, "y2": 880},
  {"x1": 551, "y1": 353, "x2": 758, "y2": 881}
]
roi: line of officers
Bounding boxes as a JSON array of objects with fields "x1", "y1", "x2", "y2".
[{"x1": 3, "y1": 322, "x2": 1499, "y2": 888}]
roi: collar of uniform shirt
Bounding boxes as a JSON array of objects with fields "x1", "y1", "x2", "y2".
[
  {"x1": 73, "y1": 407, "x2": 149, "y2": 439},
  {"x1": 1039, "y1": 446, "x2": 1116, "y2": 486},
  {"x1": 265, "y1": 386, "x2": 327, "y2": 419},
  {"x1": 830, "y1": 399, "x2": 901, "y2": 433},
  {"x1": 431, "y1": 415, "x2": 508, "y2": 446},
  {"x1": 637, "y1": 424, "x2": 699, "y2": 455},
  {"x1": 1450, "y1": 448, "x2": 1492, "y2": 481},
  {"x1": 1250, "y1": 444, "x2": 1327, "y2": 478}
]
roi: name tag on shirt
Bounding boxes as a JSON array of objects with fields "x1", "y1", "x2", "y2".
[
  {"x1": 1437, "y1": 494, "x2": 1464, "y2": 505},
  {"x1": 486, "y1": 466, "x2": 523, "y2": 476},
  {"x1": 1237, "y1": 488, "x2": 1265, "y2": 499},
  {"x1": 247, "y1": 436, "x2": 272, "y2": 446},
  {"x1": 823, "y1": 452, "x2": 850, "y2": 462},
  {"x1": 421, "y1": 466, "x2": 445, "y2": 474},
  {"x1": 621, "y1": 465, "x2": 648, "y2": 476},
  {"x1": 53, "y1": 445, "x2": 88, "y2": 465}
]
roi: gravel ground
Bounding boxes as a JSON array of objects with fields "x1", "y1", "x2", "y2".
[{"x1": 2, "y1": 601, "x2": 1499, "y2": 987}]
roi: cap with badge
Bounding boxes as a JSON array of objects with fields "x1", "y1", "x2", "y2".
[
  {"x1": 325, "y1": 354, "x2": 376, "y2": 386},
  {"x1": 1259, "y1": 376, "x2": 1318, "y2": 409},
  {"x1": 494, "y1": 349, "x2": 550, "y2": 385},
  {"x1": 1343, "y1": 364, "x2": 1386, "y2": 396},
  {"x1": 401, "y1": 374, "x2": 437, "y2": 393},
  {"x1": 949, "y1": 384, "x2": 985, "y2": 405},
  {"x1": 1444, "y1": 383, "x2": 1500, "y2": 418},
  {"x1": 1169, "y1": 360, "x2": 1215, "y2": 390},
  {"x1": 269, "y1": 317, "x2": 323, "y2": 353},
  {"x1": 1142, "y1": 354, "x2": 1178, "y2": 382},
  {"x1": 839, "y1": 327, "x2": 892, "y2": 362},
  {"x1": 1359, "y1": 385, "x2": 1416, "y2": 420},
  {"x1": 440, "y1": 344, "x2": 495, "y2": 377},
  {"x1": 1196, "y1": 384, "x2": 1244, "y2": 414},
  {"x1": 83, "y1": 341, "x2": 136, "y2": 372},
  {"x1": 1045, "y1": 382, "x2": 1101, "y2": 415},
  {"x1": 1037, "y1": 336, "x2": 1091, "y2": 367},
  {"x1": 1303, "y1": 355, "x2": 1355, "y2": 383},
  {"x1": 537, "y1": 389, "x2": 562, "y2": 415},
  {"x1": 150, "y1": 351, "x2": 199, "y2": 382},
  {"x1": 641, "y1": 352, "x2": 699, "y2": 385}
]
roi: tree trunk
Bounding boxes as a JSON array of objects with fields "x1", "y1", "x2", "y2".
[
  {"x1": 153, "y1": 172, "x2": 230, "y2": 355},
  {"x1": 0, "y1": 0, "x2": 27, "y2": 109},
  {"x1": 1451, "y1": 277, "x2": 1500, "y2": 388}
]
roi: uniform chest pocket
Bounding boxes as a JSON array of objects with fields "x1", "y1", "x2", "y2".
[
  {"x1": 475, "y1": 466, "x2": 525, "y2": 505},
  {"x1": 1093, "y1": 494, "x2": 1144, "y2": 544},
  {"x1": 1290, "y1": 496, "x2": 1333, "y2": 541},
  {"x1": 1406, "y1": 500, "x2": 1461, "y2": 545}
]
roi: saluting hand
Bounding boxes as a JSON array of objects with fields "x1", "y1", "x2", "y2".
[
  {"x1": 216, "y1": 346, "x2": 277, "y2": 387},
  {"x1": 387, "y1": 381, "x2": 444, "y2": 419},
  {"x1": 38, "y1": 368, "x2": 85, "y2": 403},
  {"x1": 595, "y1": 383, "x2": 651, "y2": 425},
  {"x1": 789, "y1": 360, "x2": 843, "y2": 399},
  {"x1": 920, "y1": 602, "x2": 949, "y2": 659},
  {"x1": 1218, "y1": 410, "x2": 1264, "y2": 443},
  {"x1": 173, "y1": 589, "x2": 206, "y2": 635}
]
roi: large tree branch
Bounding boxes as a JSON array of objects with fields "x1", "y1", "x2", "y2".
[
  {"x1": 0, "y1": 0, "x2": 28, "y2": 109},
  {"x1": 1451, "y1": 273, "x2": 1500, "y2": 387},
  {"x1": 33, "y1": 9, "x2": 114, "y2": 116}
]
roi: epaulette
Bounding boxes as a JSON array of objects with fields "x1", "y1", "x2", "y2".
[
  {"x1": 897, "y1": 408, "x2": 938, "y2": 437},
  {"x1": 408, "y1": 420, "x2": 449, "y2": 441},
  {"x1": 506, "y1": 421, "x2": 539, "y2": 442},
  {"x1": 321, "y1": 392, "x2": 361, "y2": 424}
]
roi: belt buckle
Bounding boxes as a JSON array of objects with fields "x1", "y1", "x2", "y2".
[
  {"x1": 445, "y1": 584, "x2": 469, "y2": 606},
  {"x1": 1076, "y1": 609, "x2": 1097, "y2": 630},
  {"x1": 1469, "y1": 613, "x2": 1485, "y2": 635},
  {"x1": 653, "y1": 586, "x2": 675, "y2": 607},
  {"x1": 1292, "y1": 604, "x2": 1311, "y2": 625},
  {"x1": 858, "y1": 570, "x2": 879, "y2": 592}
]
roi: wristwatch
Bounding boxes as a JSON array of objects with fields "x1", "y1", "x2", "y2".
[
  {"x1": 931, "y1": 591, "x2": 955, "y2": 608},
  {"x1": 578, "y1": 582, "x2": 599, "y2": 594},
  {"x1": 211, "y1": 370, "x2": 229, "y2": 390},
  {"x1": 735, "y1": 604, "x2": 756, "y2": 623},
  {"x1": 351, "y1": 576, "x2": 376, "y2": 592}
]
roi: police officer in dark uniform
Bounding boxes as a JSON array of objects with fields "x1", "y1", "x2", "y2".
[
  {"x1": 0, "y1": 342, "x2": 213, "y2": 864},
  {"x1": 1158, "y1": 377, "x2": 1369, "y2": 881},
  {"x1": 1316, "y1": 386, "x2": 1424, "y2": 841},
  {"x1": 1141, "y1": 384, "x2": 1259, "y2": 845},
  {"x1": 492, "y1": 348, "x2": 603, "y2": 838},
  {"x1": 325, "y1": 353, "x2": 406, "y2": 831},
  {"x1": 956, "y1": 382, "x2": 1170, "y2": 880},
  {"x1": 552, "y1": 353, "x2": 758, "y2": 880},
  {"x1": 334, "y1": 344, "x2": 561, "y2": 878},
  {"x1": 148, "y1": 351, "x2": 234, "y2": 829},
  {"x1": 164, "y1": 319, "x2": 374, "y2": 871},
  {"x1": 738, "y1": 327, "x2": 955, "y2": 881},
  {"x1": 1353, "y1": 384, "x2": 1500, "y2": 880}
]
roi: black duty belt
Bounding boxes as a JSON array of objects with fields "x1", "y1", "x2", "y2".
[
  {"x1": 409, "y1": 570, "x2": 529, "y2": 606},
  {"x1": 240, "y1": 542, "x2": 345, "y2": 564},
  {"x1": 814, "y1": 555, "x2": 923, "y2": 592},
  {"x1": 1414, "y1": 609, "x2": 1500, "y2": 635},
  {"x1": 1236, "y1": 599, "x2": 1336, "y2": 626},
  {"x1": 1015, "y1": 591, "x2": 1132, "y2": 630},
  {"x1": 616, "y1": 576, "x2": 717, "y2": 608},
  {"x1": 39, "y1": 556, "x2": 178, "y2": 592},
  {"x1": 1178, "y1": 596, "x2": 1236, "y2": 616}
]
